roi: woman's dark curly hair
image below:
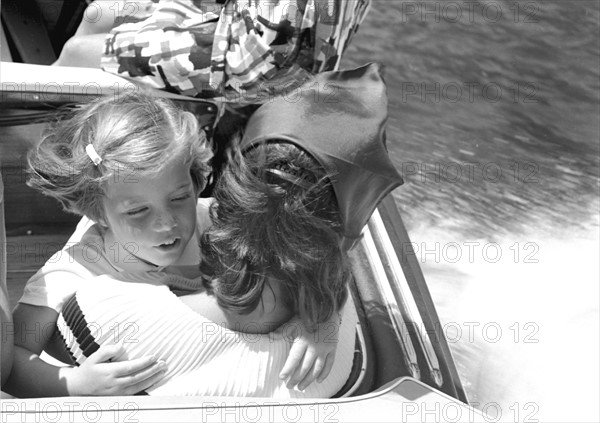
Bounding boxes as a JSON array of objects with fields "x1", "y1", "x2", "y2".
[{"x1": 200, "y1": 140, "x2": 349, "y2": 330}]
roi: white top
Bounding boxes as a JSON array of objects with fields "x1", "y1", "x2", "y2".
[
  {"x1": 57, "y1": 278, "x2": 358, "y2": 398},
  {"x1": 19, "y1": 198, "x2": 213, "y2": 311}
]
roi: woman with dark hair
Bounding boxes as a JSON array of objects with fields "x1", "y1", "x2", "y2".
[
  {"x1": 185, "y1": 63, "x2": 404, "y2": 391},
  {"x1": 192, "y1": 140, "x2": 350, "y2": 389},
  {"x1": 200, "y1": 141, "x2": 349, "y2": 333}
]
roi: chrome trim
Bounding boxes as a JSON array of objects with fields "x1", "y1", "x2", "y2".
[
  {"x1": 368, "y1": 210, "x2": 443, "y2": 387},
  {"x1": 360, "y1": 224, "x2": 420, "y2": 379}
]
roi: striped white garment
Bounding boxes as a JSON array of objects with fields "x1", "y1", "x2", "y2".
[{"x1": 57, "y1": 276, "x2": 358, "y2": 398}]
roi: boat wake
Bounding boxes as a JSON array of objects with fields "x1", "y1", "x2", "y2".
[{"x1": 412, "y1": 215, "x2": 600, "y2": 422}]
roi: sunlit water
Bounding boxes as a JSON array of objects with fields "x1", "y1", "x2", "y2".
[{"x1": 342, "y1": 1, "x2": 600, "y2": 420}]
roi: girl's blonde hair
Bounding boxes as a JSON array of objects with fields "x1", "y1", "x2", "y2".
[{"x1": 28, "y1": 92, "x2": 213, "y2": 222}]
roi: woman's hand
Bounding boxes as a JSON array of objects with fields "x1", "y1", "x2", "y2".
[
  {"x1": 64, "y1": 344, "x2": 167, "y2": 396},
  {"x1": 279, "y1": 313, "x2": 341, "y2": 391}
]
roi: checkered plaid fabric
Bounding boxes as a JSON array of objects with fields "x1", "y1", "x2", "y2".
[
  {"x1": 101, "y1": 0, "x2": 371, "y2": 103},
  {"x1": 101, "y1": 0, "x2": 220, "y2": 97}
]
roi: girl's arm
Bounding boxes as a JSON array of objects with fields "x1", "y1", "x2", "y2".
[
  {"x1": 4, "y1": 303, "x2": 166, "y2": 397},
  {"x1": 278, "y1": 311, "x2": 341, "y2": 391}
]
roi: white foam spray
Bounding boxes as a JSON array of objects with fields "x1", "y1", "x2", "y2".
[{"x1": 412, "y1": 214, "x2": 600, "y2": 422}]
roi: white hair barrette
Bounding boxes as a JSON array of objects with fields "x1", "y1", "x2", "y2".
[{"x1": 85, "y1": 144, "x2": 102, "y2": 166}]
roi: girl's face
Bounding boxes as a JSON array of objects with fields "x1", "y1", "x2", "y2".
[{"x1": 101, "y1": 157, "x2": 197, "y2": 268}]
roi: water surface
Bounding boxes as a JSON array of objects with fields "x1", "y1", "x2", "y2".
[{"x1": 342, "y1": 1, "x2": 599, "y2": 420}]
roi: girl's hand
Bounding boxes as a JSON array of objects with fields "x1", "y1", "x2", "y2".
[
  {"x1": 279, "y1": 313, "x2": 341, "y2": 391},
  {"x1": 65, "y1": 344, "x2": 167, "y2": 396}
]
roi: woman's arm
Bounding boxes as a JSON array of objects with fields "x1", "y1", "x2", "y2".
[
  {"x1": 179, "y1": 280, "x2": 293, "y2": 334},
  {"x1": 180, "y1": 282, "x2": 340, "y2": 390}
]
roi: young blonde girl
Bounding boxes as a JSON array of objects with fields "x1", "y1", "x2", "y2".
[{"x1": 5, "y1": 93, "x2": 213, "y2": 397}]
